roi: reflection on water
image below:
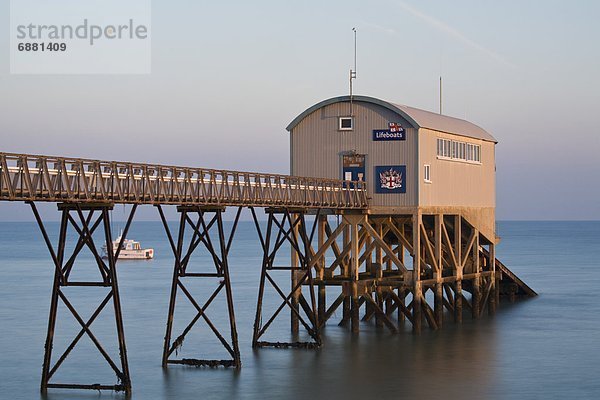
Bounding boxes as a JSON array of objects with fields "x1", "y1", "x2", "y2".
[
  {"x1": 267, "y1": 321, "x2": 495, "y2": 400},
  {"x1": 1, "y1": 221, "x2": 599, "y2": 400}
]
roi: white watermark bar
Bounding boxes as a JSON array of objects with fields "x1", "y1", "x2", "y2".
[{"x1": 10, "y1": 0, "x2": 151, "y2": 74}]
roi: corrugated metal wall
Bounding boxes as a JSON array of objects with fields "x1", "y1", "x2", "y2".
[
  {"x1": 289, "y1": 100, "x2": 497, "y2": 219},
  {"x1": 290, "y1": 101, "x2": 418, "y2": 207}
]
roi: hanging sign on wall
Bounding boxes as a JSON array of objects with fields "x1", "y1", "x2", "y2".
[
  {"x1": 375, "y1": 165, "x2": 406, "y2": 194},
  {"x1": 372, "y1": 122, "x2": 406, "y2": 141}
]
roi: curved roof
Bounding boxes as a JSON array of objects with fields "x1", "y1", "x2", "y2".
[{"x1": 286, "y1": 95, "x2": 497, "y2": 143}]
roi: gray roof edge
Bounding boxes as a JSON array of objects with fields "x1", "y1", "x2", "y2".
[{"x1": 286, "y1": 95, "x2": 497, "y2": 143}]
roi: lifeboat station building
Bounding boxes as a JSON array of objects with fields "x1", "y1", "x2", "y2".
[
  {"x1": 284, "y1": 95, "x2": 532, "y2": 333},
  {"x1": 287, "y1": 95, "x2": 497, "y2": 240}
]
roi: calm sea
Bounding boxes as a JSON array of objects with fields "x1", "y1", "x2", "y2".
[{"x1": 0, "y1": 220, "x2": 599, "y2": 400}]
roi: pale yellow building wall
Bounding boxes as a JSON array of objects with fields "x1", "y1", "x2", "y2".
[
  {"x1": 418, "y1": 128, "x2": 496, "y2": 239},
  {"x1": 418, "y1": 128, "x2": 495, "y2": 207}
]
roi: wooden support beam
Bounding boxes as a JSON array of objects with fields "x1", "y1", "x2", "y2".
[
  {"x1": 489, "y1": 243, "x2": 497, "y2": 315},
  {"x1": 412, "y1": 213, "x2": 422, "y2": 333},
  {"x1": 454, "y1": 215, "x2": 462, "y2": 269},
  {"x1": 317, "y1": 215, "x2": 326, "y2": 325},
  {"x1": 362, "y1": 293, "x2": 376, "y2": 322},
  {"x1": 344, "y1": 215, "x2": 361, "y2": 333},
  {"x1": 361, "y1": 220, "x2": 408, "y2": 274},
  {"x1": 461, "y1": 228, "x2": 477, "y2": 269},
  {"x1": 307, "y1": 219, "x2": 346, "y2": 270},
  {"x1": 461, "y1": 293, "x2": 473, "y2": 312},
  {"x1": 422, "y1": 299, "x2": 438, "y2": 330},
  {"x1": 385, "y1": 219, "x2": 414, "y2": 255},
  {"x1": 376, "y1": 286, "x2": 384, "y2": 328},
  {"x1": 398, "y1": 288, "x2": 407, "y2": 323},
  {"x1": 472, "y1": 228, "x2": 480, "y2": 319},
  {"x1": 434, "y1": 283, "x2": 443, "y2": 328},
  {"x1": 291, "y1": 213, "x2": 300, "y2": 334},
  {"x1": 443, "y1": 297, "x2": 454, "y2": 313},
  {"x1": 351, "y1": 293, "x2": 360, "y2": 333},
  {"x1": 347, "y1": 215, "x2": 361, "y2": 281},
  {"x1": 479, "y1": 277, "x2": 493, "y2": 317},
  {"x1": 420, "y1": 223, "x2": 438, "y2": 271},
  {"x1": 324, "y1": 220, "x2": 343, "y2": 260},
  {"x1": 441, "y1": 222, "x2": 458, "y2": 270},
  {"x1": 444, "y1": 283, "x2": 454, "y2": 305},
  {"x1": 386, "y1": 289, "x2": 413, "y2": 324},
  {"x1": 362, "y1": 294, "x2": 398, "y2": 333},
  {"x1": 319, "y1": 292, "x2": 345, "y2": 328},
  {"x1": 454, "y1": 280, "x2": 463, "y2": 323},
  {"x1": 434, "y1": 214, "x2": 443, "y2": 327}
]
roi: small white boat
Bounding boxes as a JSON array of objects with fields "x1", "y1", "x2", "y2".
[{"x1": 102, "y1": 235, "x2": 154, "y2": 260}]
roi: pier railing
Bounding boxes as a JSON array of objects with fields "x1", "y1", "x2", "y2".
[{"x1": 0, "y1": 152, "x2": 368, "y2": 209}]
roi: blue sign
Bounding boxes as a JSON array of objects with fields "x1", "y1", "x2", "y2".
[
  {"x1": 373, "y1": 129, "x2": 405, "y2": 141},
  {"x1": 375, "y1": 165, "x2": 406, "y2": 194},
  {"x1": 373, "y1": 122, "x2": 406, "y2": 141}
]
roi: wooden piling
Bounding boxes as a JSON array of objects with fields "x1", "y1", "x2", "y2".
[
  {"x1": 349, "y1": 215, "x2": 361, "y2": 333},
  {"x1": 317, "y1": 215, "x2": 326, "y2": 325},
  {"x1": 412, "y1": 213, "x2": 422, "y2": 334},
  {"x1": 434, "y1": 215, "x2": 443, "y2": 327},
  {"x1": 489, "y1": 242, "x2": 497, "y2": 315},
  {"x1": 291, "y1": 216, "x2": 300, "y2": 335},
  {"x1": 455, "y1": 280, "x2": 463, "y2": 323}
]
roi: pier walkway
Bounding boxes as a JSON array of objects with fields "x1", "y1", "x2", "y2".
[
  {"x1": 0, "y1": 151, "x2": 534, "y2": 395},
  {"x1": 0, "y1": 152, "x2": 368, "y2": 209}
]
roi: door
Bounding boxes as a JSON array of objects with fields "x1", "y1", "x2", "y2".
[{"x1": 342, "y1": 154, "x2": 366, "y2": 188}]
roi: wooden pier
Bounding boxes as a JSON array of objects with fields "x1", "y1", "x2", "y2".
[{"x1": 0, "y1": 152, "x2": 535, "y2": 395}]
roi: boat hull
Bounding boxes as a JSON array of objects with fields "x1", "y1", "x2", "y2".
[{"x1": 102, "y1": 249, "x2": 154, "y2": 260}]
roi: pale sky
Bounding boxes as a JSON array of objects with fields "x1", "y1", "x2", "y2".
[{"x1": 1, "y1": 0, "x2": 599, "y2": 220}]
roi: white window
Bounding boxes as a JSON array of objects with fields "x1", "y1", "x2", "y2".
[
  {"x1": 437, "y1": 137, "x2": 482, "y2": 164},
  {"x1": 339, "y1": 117, "x2": 353, "y2": 131},
  {"x1": 424, "y1": 164, "x2": 431, "y2": 183},
  {"x1": 437, "y1": 138, "x2": 452, "y2": 158}
]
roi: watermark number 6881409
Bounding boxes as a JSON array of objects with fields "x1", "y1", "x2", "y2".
[{"x1": 10, "y1": 0, "x2": 151, "y2": 74}]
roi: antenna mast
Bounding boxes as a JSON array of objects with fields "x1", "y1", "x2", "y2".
[
  {"x1": 350, "y1": 27, "x2": 357, "y2": 116},
  {"x1": 439, "y1": 76, "x2": 443, "y2": 115}
]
